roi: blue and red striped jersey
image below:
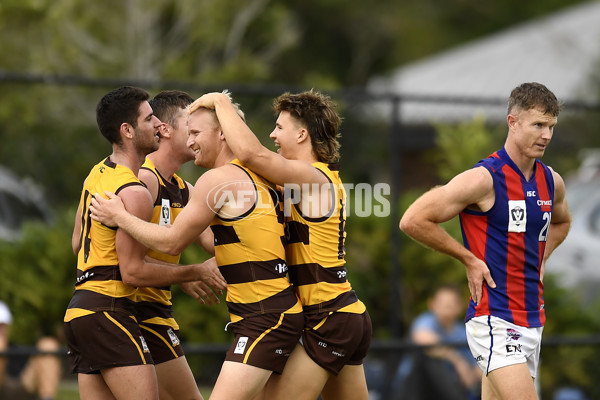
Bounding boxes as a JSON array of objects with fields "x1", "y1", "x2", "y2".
[{"x1": 460, "y1": 147, "x2": 554, "y2": 328}]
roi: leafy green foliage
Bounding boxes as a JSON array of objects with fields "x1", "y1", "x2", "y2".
[
  {"x1": 176, "y1": 246, "x2": 231, "y2": 344},
  {"x1": 0, "y1": 1, "x2": 597, "y2": 395},
  {"x1": 432, "y1": 116, "x2": 504, "y2": 182},
  {"x1": 0, "y1": 207, "x2": 76, "y2": 343}
]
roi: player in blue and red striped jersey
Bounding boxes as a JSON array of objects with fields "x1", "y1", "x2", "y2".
[{"x1": 400, "y1": 82, "x2": 571, "y2": 400}]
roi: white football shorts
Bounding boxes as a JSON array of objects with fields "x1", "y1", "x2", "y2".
[{"x1": 466, "y1": 315, "x2": 543, "y2": 377}]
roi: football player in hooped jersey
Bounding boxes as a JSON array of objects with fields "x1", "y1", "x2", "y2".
[
  {"x1": 88, "y1": 99, "x2": 304, "y2": 400},
  {"x1": 189, "y1": 90, "x2": 372, "y2": 400},
  {"x1": 400, "y1": 82, "x2": 571, "y2": 400},
  {"x1": 65, "y1": 86, "x2": 227, "y2": 400},
  {"x1": 138, "y1": 90, "x2": 220, "y2": 400}
]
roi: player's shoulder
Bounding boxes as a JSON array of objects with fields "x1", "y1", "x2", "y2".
[
  {"x1": 450, "y1": 166, "x2": 493, "y2": 188},
  {"x1": 200, "y1": 163, "x2": 250, "y2": 184},
  {"x1": 138, "y1": 166, "x2": 158, "y2": 182},
  {"x1": 138, "y1": 167, "x2": 159, "y2": 196},
  {"x1": 118, "y1": 183, "x2": 151, "y2": 202}
]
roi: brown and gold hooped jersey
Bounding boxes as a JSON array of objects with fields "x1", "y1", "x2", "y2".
[
  {"x1": 134, "y1": 159, "x2": 190, "y2": 321},
  {"x1": 211, "y1": 160, "x2": 302, "y2": 323},
  {"x1": 64, "y1": 157, "x2": 145, "y2": 323},
  {"x1": 284, "y1": 162, "x2": 365, "y2": 315},
  {"x1": 141, "y1": 158, "x2": 189, "y2": 265}
]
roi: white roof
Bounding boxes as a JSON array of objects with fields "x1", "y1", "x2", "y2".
[{"x1": 367, "y1": 1, "x2": 600, "y2": 123}]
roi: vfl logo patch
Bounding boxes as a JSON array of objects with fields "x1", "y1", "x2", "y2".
[
  {"x1": 508, "y1": 200, "x2": 527, "y2": 233},
  {"x1": 167, "y1": 328, "x2": 180, "y2": 346},
  {"x1": 140, "y1": 336, "x2": 150, "y2": 353},
  {"x1": 160, "y1": 198, "x2": 171, "y2": 225},
  {"x1": 234, "y1": 336, "x2": 248, "y2": 354}
]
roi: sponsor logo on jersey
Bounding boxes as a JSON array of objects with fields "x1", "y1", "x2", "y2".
[
  {"x1": 76, "y1": 271, "x2": 95, "y2": 285},
  {"x1": 506, "y1": 344, "x2": 522, "y2": 354}
]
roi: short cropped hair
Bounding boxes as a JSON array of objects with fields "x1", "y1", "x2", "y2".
[
  {"x1": 190, "y1": 90, "x2": 246, "y2": 124},
  {"x1": 507, "y1": 82, "x2": 561, "y2": 117},
  {"x1": 273, "y1": 90, "x2": 342, "y2": 163},
  {"x1": 96, "y1": 86, "x2": 150, "y2": 145},
  {"x1": 149, "y1": 90, "x2": 194, "y2": 129}
]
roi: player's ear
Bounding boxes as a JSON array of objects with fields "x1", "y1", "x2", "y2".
[
  {"x1": 121, "y1": 123, "x2": 134, "y2": 139},
  {"x1": 159, "y1": 123, "x2": 170, "y2": 138},
  {"x1": 297, "y1": 128, "x2": 309, "y2": 144},
  {"x1": 507, "y1": 114, "x2": 518, "y2": 130}
]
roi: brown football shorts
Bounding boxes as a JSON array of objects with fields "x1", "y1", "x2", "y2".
[
  {"x1": 225, "y1": 311, "x2": 304, "y2": 374},
  {"x1": 64, "y1": 310, "x2": 153, "y2": 374},
  {"x1": 302, "y1": 310, "x2": 372, "y2": 375},
  {"x1": 138, "y1": 321, "x2": 185, "y2": 364}
]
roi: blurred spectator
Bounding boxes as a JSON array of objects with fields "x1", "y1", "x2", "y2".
[
  {"x1": 0, "y1": 300, "x2": 11, "y2": 390},
  {"x1": 553, "y1": 386, "x2": 588, "y2": 400},
  {"x1": 0, "y1": 300, "x2": 62, "y2": 400},
  {"x1": 390, "y1": 284, "x2": 481, "y2": 400}
]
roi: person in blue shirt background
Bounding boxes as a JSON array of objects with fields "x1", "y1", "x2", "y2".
[{"x1": 391, "y1": 284, "x2": 481, "y2": 400}]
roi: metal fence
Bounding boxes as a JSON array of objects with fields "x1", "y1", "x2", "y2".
[{"x1": 2, "y1": 73, "x2": 600, "y2": 399}]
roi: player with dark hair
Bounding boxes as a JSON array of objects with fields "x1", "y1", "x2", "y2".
[{"x1": 64, "y1": 86, "x2": 226, "y2": 399}]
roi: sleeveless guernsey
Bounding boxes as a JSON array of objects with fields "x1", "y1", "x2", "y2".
[
  {"x1": 210, "y1": 160, "x2": 302, "y2": 324},
  {"x1": 134, "y1": 158, "x2": 190, "y2": 329},
  {"x1": 64, "y1": 157, "x2": 144, "y2": 322},
  {"x1": 285, "y1": 162, "x2": 366, "y2": 315},
  {"x1": 460, "y1": 148, "x2": 554, "y2": 327}
]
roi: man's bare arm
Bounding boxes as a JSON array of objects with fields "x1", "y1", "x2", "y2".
[
  {"x1": 400, "y1": 167, "x2": 497, "y2": 303},
  {"x1": 72, "y1": 203, "x2": 82, "y2": 255},
  {"x1": 540, "y1": 169, "x2": 572, "y2": 281},
  {"x1": 90, "y1": 167, "x2": 235, "y2": 255},
  {"x1": 112, "y1": 185, "x2": 226, "y2": 290},
  {"x1": 190, "y1": 92, "x2": 327, "y2": 187}
]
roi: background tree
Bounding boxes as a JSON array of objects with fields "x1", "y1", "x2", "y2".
[{"x1": 0, "y1": 1, "x2": 598, "y2": 396}]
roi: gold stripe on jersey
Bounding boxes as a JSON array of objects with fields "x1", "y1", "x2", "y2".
[
  {"x1": 135, "y1": 287, "x2": 172, "y2": 305},
  {"x1": 211, "y1": 160, "x2": 302, "y2": 323},
  {"x1": 226, "y1": 278, "x2": 298, "y2": 304},
  {"x1": 285, "y1": 162, "x2": 366, "y2": 314},
  {"x1": 295, "y1": 282, "x2": 354, "y2": 306},
  {"x1": 140, "y1": 317, "x2": 178, "y2": 327},
  {"x1": 228, "y1": 286, "x2": 301, "y2": 323},
  {"x1": 64, "y1": 157, "x2": 144, "y2": 322},
  {"x1": 77, "y1": 280, "x2": 137, "y2": 298}
]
